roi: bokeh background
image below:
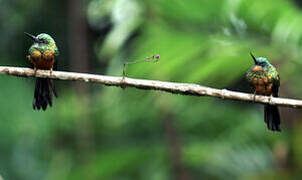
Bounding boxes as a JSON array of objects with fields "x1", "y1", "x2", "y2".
[{"x1": 1, "y1": 0, "x2": 302, "y2": 179}]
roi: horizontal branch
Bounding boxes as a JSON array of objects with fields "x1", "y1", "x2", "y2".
[{"x1": 0, "y1": 66, "x2": 301, "y2": 108}]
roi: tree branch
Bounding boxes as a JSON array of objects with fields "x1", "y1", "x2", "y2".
[{"x1": 0, "y1": 66, "x2": 301, "y2": 108}]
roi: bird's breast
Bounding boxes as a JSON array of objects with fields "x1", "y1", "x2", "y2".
[
  {"x1": 248, "y1": 74, "x2": 273, "y2": 95},
  {"x1": 29, "y1": 49, "x2": 56, "y2": 70},
  {"x1": 42, "y1": 50, "x2": 55, "y2": 60},
  {"x1": 31, "y1": 49, "x2": 42, "y2": 59},
  {"x1": 254, "y1": 82, "x2": 273, "y2": 95},
  {"x1": 33, "y1": 58, "x2": 56, "y2": 70}
]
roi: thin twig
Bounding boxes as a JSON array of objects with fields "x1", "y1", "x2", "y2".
[{"x1": 0, "y1": 66, "x2": 301, "y2": 108}]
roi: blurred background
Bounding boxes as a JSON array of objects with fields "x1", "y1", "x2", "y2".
[{"x1": 1, "y1": 0, "x2": 302, "y2": 179}]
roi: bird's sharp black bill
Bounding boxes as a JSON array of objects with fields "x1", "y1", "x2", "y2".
[
  {"x1": 24, "y1": 32, "x2": 39, "y2": 42},
  {"x1": 250, "y1": 52, "x2": 258, "y2": 64}
]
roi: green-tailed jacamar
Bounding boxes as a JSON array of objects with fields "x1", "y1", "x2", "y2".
[
  {"x1": 246, "y1": 53, "x2": 281, "y2": 132},
  {"x1": 25, "y1": 32, "x2": 59, "y2": 111}
]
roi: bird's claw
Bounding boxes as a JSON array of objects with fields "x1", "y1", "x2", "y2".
[
  {"x1": 33, "y1": 67, "x2": 37, "y2": 76},
  {"x1": 50, "y1": 68, "x2": 53, "y2": 77},
  {"x1": 268, "y1": 95, "x2": 275, "y2": 105},
  {"x1": 253, "y1": 92, "x2": 256, "y2": 102}
]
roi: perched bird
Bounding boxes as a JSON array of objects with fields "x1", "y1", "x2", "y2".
[
  {"x1": 25, "y1": 32, "x2": 59, "y2": 111},
  {"x1": 246, "y1": 53, "x2": 281, "y2": 131}
]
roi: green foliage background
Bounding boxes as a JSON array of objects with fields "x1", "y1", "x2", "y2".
[{"x1": 0, "y1": 0, "x2": 302, "y2": 179}]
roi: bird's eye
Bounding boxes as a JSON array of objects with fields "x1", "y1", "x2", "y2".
[
  {"x1": 259, "y1": 62, "x2": 266, "y2": 66},
  {"x1": 42, "y1": 39, "x2": 49, "y2": 44},
  {"x1": 39, "y1": 38, "x2": 49, "y2": 44}
]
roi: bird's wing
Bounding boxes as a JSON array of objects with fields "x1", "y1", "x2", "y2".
[{"x1": 272, "y1": 73, "x2": 280, "y2": 97}]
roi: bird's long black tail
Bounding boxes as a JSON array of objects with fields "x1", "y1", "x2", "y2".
[
  {"x1": 33, "y1": 78, "x2": 58, "y2": 111},
  {"x1": 264, "y1": 104, "x2": 281, "y2": 132}
]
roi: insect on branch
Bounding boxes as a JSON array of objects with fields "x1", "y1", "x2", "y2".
[{"x1": 122, "y1": 54, "x2": 160, "y2": 77}]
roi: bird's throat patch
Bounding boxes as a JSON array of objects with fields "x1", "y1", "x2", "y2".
[{"x1": 252, "y1": 66, "x2": 263, "y2": 71}]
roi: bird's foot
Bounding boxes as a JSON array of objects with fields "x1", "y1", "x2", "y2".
[
  {"x1": 33, "y1": 67, "x2": 37, "y2": 76},
  {"x1": 268, "y1": 95, "x2": 275, "y2": 105},
  {"x1": 50, "y1": 68, "x2": 53, "y2": 76},
  {"x1": 253, "y1": 92, "x2": 256, "y2": 102}
]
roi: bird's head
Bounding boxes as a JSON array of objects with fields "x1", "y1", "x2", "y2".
[
  {"x1": 250, "y1": 53, "x2": 270, "y2": 67},
  {"x1": 25, "y1": 32, "x2": 56, "y2": 45},
  {"x1": 25, "y1": 32, "x2": 59, "y2": 55}
]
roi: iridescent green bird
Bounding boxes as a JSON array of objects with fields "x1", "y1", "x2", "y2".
[
  {"x1": 25, "y1": 32, "x2": 59, "y2": 111},
  {"x1": 246, "y1": 53, "x2": 281, "y2": 132}
]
